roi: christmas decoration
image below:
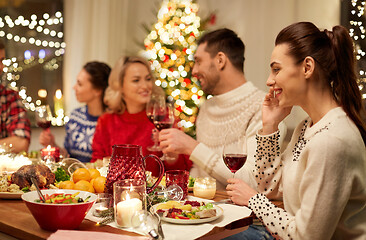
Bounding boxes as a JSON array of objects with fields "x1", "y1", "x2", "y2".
[
  {"x1": 349, "y1": 0, "x2": 366, "y2": 99},
  {"x1": 0, "y1": 10, "x2": 66, "y2": 126},
  {"x1": 141, "y1": 0, "x2": 213, "y2": 137}
]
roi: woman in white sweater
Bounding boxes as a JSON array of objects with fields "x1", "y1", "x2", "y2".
[{"x1": 225, "y1": 22, "x2": 366, "y2": 240}]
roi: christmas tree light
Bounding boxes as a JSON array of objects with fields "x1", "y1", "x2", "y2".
[
  {"x1": 1, "y1": 11, "x2": 66, "y2": 125},
  {"x1": 141, "y1": 0, "x2": 205, "y2": 137},
  {"x1": 349, "y1": 0, "x2": 366, "y2": 99}
]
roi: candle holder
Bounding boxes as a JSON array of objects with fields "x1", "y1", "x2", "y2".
[
  {"x1": 41, "y1": 145, "x2": 60, "y2": 162},
  {"x1": 193, "y1": 177, "x2": 216, "y2": 199},
  {"x1": 93, "y1": 193, "x2": 112, "y2": 217},
  {"x1": 114, "y1": 179, "x2": 147, "y2": 228}
]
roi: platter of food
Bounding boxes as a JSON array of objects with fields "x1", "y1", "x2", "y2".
[
  {"x1": 0, "y1": 192, "x2": 23, "y2": 199},
  {"x1": 151, "y1": 200, "x2": 223, "y2": 224}
]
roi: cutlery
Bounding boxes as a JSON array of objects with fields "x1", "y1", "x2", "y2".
[
  {"x1": 212, "y1": 199, "x2": 234, "y2": 205},
  {"x1": 153, "y1": 211, "x2": 165, "y2": 239},
  {"x1": 30, "y1": 177, "x2": 46, "y2": 202}
]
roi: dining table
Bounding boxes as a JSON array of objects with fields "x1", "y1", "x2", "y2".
[{"x1": 0, "y1": 190, "x2": 282, "y2": 240}]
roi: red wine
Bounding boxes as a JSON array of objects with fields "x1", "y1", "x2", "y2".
[
  {"x1": 147, "y1": 113, "x2": 154, "y2": 124},
  {"x1": 223, "y1": 154, "x2": 247, "y2": 173},
  {"x1": 154, "y1": 114, "x2": 166, "y2": 122},
  {"x1": 154, "y1": 122, "x2": 173, "y2": 131},
  {"x1": 37, "y1": 120, "x2": 51, "y2": 129}
]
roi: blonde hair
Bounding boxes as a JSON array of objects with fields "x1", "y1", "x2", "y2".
[{"x1": 104, "y1": 56, "x2": 164, "y2": 113}]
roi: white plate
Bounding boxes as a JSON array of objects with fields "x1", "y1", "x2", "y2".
[
  {"x1": 0, "y1": 192, "x2": 23, "y2": 199},
  {"x1": 151, "y1": 202, "x2": 223, "y2": 224}
]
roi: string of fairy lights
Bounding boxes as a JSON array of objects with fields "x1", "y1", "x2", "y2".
[
  {"x1": 141, "y1": 0, "x2": 205, "y2": 135},
  {"x1": 0, "y1": 11, "x2": 66, "y2": 125},
  {"x1": 350, "y1": 0, "x2": 366, "y2": 99}
]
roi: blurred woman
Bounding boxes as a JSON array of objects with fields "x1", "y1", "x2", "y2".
[
  {"x1": 92, "y1": 56, "x2": 192, "y2": 176},
  {"x1": 40, "y1": 61, "x2": 111, "y2": 162},
  {"x1": 225, "y1": 22, "x2": 366, "y2": 240}
]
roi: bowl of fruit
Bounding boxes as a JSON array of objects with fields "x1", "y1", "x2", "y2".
[{"x1": 22, "y1": 189, "x2": 97, "y2": 231}]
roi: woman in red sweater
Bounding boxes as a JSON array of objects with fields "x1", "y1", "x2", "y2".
[{"x1": 91, "y1": 56, "x2": 192, "y2": 176}]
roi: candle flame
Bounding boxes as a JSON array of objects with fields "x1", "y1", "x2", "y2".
[
  {"x1": 55, "y1": 89, "x2": 62, "y2": 99},
  {"x1": 46, "y1": 145, "x2": 51, "y2": 150}
]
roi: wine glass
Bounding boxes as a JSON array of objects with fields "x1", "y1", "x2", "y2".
[
  {"x1": 131, "y1": 210, "x2": 161, "y2": 239},
  {"x1": 153, "y1": 101, "x2": 176, "y2": 161},
  {"x1": 35, "y1": 105, "x2": 53, "y2": 129},
  {"x1": 222, "y1": 132, "x2": 247, "y2": 178},
  {"x1": 146, "y1": 95, "x2": 164, "y2": 152},
  {"x1": 152, "y1": 184, "x2": 184, "y2": 201}
]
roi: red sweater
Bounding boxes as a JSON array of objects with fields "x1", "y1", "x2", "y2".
[{"x1": 91, "y1": 110, "x2": 192, "y2": 176}]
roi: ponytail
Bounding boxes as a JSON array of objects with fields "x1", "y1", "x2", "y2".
[
  {"x1": 276, "y1": 22, "x2": 366, "y2": 145},
  {"x1": 329, "y1": 26, "x2": 366, "y2": 145}
]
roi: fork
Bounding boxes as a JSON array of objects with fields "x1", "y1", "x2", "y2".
[{"x1": 153, "y1": 211, "x2": 165, "y2": 239}]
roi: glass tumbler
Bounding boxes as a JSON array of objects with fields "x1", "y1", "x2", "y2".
[{"x1": 165, "y1": 170, "x2": 189, "y2": 200}]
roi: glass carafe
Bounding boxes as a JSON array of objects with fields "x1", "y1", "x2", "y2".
[{"x1": 105, "y1": 144, "x2": 165, "y2": 195}]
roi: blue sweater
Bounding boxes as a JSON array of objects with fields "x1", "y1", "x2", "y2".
[{"x1": 64, "y1": 106, "x2": 99, "y2": 162}]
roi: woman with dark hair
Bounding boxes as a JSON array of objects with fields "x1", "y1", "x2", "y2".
[
  {"x1": 40, "y1": 61, "x2": 111, "y2": 162},
  {"x1": 225, "y1": 22, "x2": 366, "y2": 239},
  {"x1": 91, "y1": 56, "x2": 192, "y2": 176}
]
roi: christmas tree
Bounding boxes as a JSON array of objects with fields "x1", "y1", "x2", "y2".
[{"x1": 142, "y1": 0, "x2": 206, "y2": 137}]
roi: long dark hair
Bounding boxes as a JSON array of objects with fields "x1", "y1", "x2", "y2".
[
  {"x1": 83, "y1": 61, "x2": 111, "y2": 110},
  {"x1": 276, "y1": 22, "x2": 366, "y2": 144}
]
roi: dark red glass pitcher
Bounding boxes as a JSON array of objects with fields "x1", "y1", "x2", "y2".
[{"x1": 105, "y1": 144, "x2": 164, "y2": 195}]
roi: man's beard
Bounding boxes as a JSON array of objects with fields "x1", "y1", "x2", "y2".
[{"x1": 201, "y1": 63, "x2": 220, "y2": 95}]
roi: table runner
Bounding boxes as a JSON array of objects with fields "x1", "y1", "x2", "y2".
[{"x1": 85, "y1": 196, "x2": 252, "y2": 240}]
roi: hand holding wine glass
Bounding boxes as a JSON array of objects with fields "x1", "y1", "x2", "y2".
[
  {"x1": 35, "y1": 105, "x2": 53, "y2": 130},
  {"x1": 222, "y1": 132, "x2": 247, "y2": 178},
  {"x1": 153, "y1": 101, "x2": 176, "y2": 161},
  {"x1": 146, "y1": 95, "x2": 164, "y2": 152}
]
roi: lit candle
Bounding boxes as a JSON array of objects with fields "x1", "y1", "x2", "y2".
[
  {"x1": 41, "y1": 145, "x2": 60, "y2": 162},
  {"x1": 54, "y1": 89, "x2": 64, "y2": 118},
  {"x1": 116, "y1": 198, "x2": 143, "y2": 227},
  {"x1": 193, "y1": 177, "x2": 216, "y2": 199},
  {"x1": 93, "y1": 205, "x2": 109, "y2": 217}
]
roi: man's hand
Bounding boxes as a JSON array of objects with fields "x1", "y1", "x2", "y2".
[{"x1": 159, "y1": 128, "x2": 199, "y2": 156}]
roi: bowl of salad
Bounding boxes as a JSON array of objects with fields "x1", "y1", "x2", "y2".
[{"x1": 22, "y1": 189, "x2": 97, "y2": 231}]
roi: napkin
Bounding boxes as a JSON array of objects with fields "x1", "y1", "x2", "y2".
[
  {"x1": 85, "y1": 196, "x2": 252, "y2": 240},
  {"x1": 47, "y1": 230, "x2": 149, "y2": 240}
]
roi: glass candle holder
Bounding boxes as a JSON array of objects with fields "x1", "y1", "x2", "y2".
[
  {"x1": 41, "y1": 145, "x2": 60, "y2": 162},
  {"x1": 114, "y1": 179, "x2": 147, "y2": 228},
  {"x1": 165, "y1": 170, "x2": 189, "y2": 200},
  {"x1": 93, "y1": 193, "x2": 112, "y2": 217},
  {"x1": 193, "y1": 177, "x2": 216, "y2": 199}
]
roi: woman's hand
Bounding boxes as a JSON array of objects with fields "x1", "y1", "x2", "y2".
[
  {"x1": 226, "y1": 178, "x2": 258, "y2": 206},
  {"x1": 261, "y1": 88, "x2": 292, "y2": 134},
  {"x1": 39, "y1": 128, "x2": 56, "y2": 147}
]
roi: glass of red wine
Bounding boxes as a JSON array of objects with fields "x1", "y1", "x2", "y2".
[
  {"x1": 222, "y1": 133, "x2": 247, "y2": 178},
  {"x1": 153, "y1": 101, "x2": 176, "y2": 161},
  {"x1": 146, "y1": 95, "x2": 164, "y2": 152},
  {"x1": 35, "y1": 105, "x2": 53, "y2": 129}
]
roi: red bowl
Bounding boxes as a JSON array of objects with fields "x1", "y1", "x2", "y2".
[{"x1": 22, "y1": 189, "x2": 97, "y2": 231}]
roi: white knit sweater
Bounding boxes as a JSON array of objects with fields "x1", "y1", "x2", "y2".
[
  {"x1": 190, "y1": 81, "x2": 267, "y2": 189},
  {"x1": 250, "y1": 107, "x2": 366, "y2": 240}
]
